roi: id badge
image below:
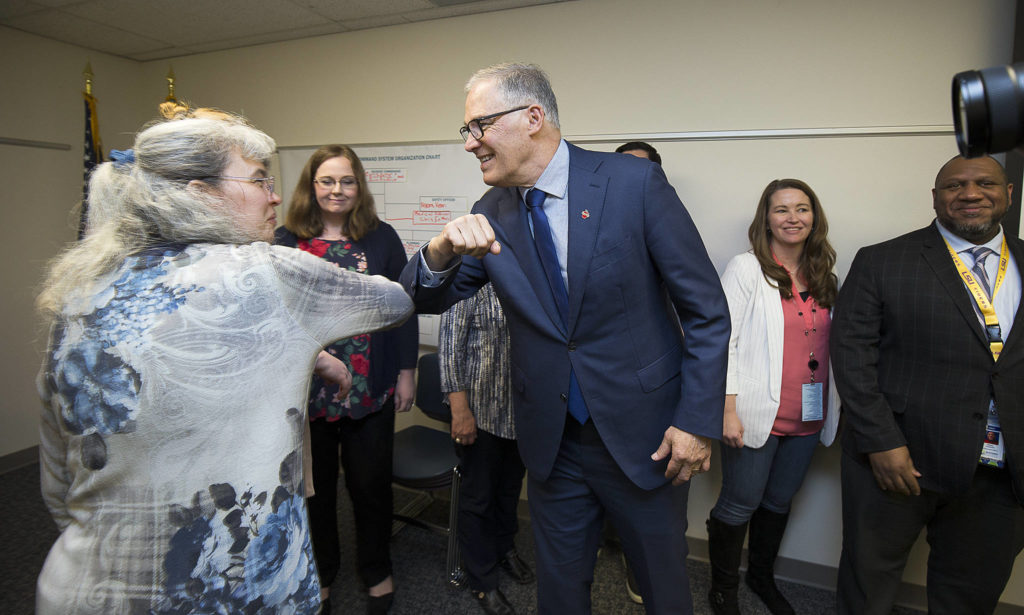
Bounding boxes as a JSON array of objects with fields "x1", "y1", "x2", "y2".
[
  {"x1": 801, "y1": 382, "x2": 823, "y2": 422},
  {"x1": 980, "y1": 403, "x2": 1005, "y2": 468}
]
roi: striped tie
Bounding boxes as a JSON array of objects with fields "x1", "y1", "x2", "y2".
[{"x1": 968, "y1": 246, "x2": 995, "y2": 298}]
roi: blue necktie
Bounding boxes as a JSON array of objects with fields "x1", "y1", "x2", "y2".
[{"x1": 526, "y1": 188, "x2": 589, "y2": 424}]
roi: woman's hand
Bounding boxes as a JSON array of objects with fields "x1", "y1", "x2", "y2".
[
  {"x1": 722, "y1": 395, "x2": 745, "y2": 448},
  {"x1": 314, "y1": 351, "x2": 352, "y2": 402},
  {"x1": 394, "y1": 368, "x2": 416, "y2": 413},
  {"x1": 448, "y1": 391, "x2": 477, "y2": 446}
]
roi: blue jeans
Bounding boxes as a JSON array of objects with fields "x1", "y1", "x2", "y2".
[{"x1": 711, "y1": 432, "x2": 819, "y2": 525}]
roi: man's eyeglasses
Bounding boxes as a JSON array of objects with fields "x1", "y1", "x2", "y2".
[
  {"x1": 217, "y1": 175, "x2": 275, "y2": 194},
  {"x1": 314, "y1": 177, "x2": 359, "y2": 190},
  {"x1": 459, "y1": 105, "x2": 530, "y2": 142}
]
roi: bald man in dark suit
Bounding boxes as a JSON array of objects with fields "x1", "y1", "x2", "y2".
[{"x1": 831, "y1": 155, "x2": 1024, "y2": 615}]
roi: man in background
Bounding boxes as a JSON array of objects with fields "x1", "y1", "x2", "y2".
[
  {"x1": 615, "y1": 141, "x2": 661, "y2": 165},
  {"x1": 439, "y1": 283, "x2": 534, "y2": 615}
]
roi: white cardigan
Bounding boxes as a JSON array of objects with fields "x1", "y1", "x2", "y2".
[{"x1": 721, "y1": 251, "x2": 840, "y2": 448}]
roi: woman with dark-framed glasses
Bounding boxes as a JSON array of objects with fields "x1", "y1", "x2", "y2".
[
  {"x1": 706, "y1": 179, "x2": 841, "y2": 615},
  {"x1": 35, "y1": 110, "x2": 412, "y2": 615},
  {"x1": 275, "y1": 145, "x2": 417, "y2": 615}
]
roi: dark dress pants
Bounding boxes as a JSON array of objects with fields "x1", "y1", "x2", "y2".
[
  {"x1": 307, "y1": 400, "x2": 396, "y2": 589},
  {"x1": 455, "y1": 428, "x2": 527, "y2": 592},
  {"x1": 528, "y1": 417, "x2": 691, "y2": 615},
  {"x1": 837, "y1": 450, "x2": 1024, "y2": 615}
]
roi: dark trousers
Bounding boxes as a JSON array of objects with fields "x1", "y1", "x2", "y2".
[
  {"x1": 307, "y1": 400, "x2": 395, "y2": 589},
  {"x1": 837, "y1": 451, "x2": 1024, "y2": 615},
  {"x1": 528, "y1": 418, "x2": 691, "y2": 615},
  {"x1": 455, "y1": 429, "x2": 526, "y2": 592}
]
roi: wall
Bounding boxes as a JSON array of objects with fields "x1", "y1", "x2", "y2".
[
  {"x1": 0, "y1": 27, "x2": 149, "y2": 460},
  {"x1": 2, "y1": 0, "x2": 1020, "y2": 606}
]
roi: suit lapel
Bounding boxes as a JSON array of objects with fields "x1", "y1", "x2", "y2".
[
  {"x1": 921, "y1": 225, "x2": 990, "y2": 349},
  {"x1": 493, "y1": 186, "x2": 567, "y2": 336},
  {"x1": 566, "y1": 146, "x2": 608, "y2": 331}
]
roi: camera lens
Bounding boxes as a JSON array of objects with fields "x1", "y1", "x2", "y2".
[{"x1": 952, "y1": 62, "x2": 1024, "y2": 157}]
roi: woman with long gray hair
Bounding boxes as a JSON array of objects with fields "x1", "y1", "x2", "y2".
[{"x1": 35, "y1": 109, "x2": 412, "y2": 615}]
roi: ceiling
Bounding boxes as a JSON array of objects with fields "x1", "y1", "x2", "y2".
[{"x1": 0, "y1": 0, "x2": 567, "y2": 61}]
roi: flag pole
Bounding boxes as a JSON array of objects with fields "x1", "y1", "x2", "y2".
[{"x1": 80, "y1": 61, "x2": 103, "y2": 239}]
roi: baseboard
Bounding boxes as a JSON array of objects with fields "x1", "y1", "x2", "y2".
[
  {"x1": 516, "y1": 501, "x2": 1023, "y2": 614},
  {"x1": 687, "y1": 536, "x2": 1022, "y2": 615},
  {"x1": 0, "y1": 446, "x2": 38, "y2": 474}
]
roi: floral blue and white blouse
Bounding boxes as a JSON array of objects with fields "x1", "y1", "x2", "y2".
[{"x1": 36, "y1": 242, "x2": 412, "y2": 615}]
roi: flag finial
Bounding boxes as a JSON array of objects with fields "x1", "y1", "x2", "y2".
[
  {"x1": 165, "y1": 65, "x2": 178, "y2": 103},
  {"x1": 83, "y1": 61, "x2": 94, "y2": 96}
]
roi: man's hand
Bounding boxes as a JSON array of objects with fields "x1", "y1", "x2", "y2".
[
  {"x1": 424, "y1": 214, "x2": 501, "y2": 269},
  {"x1": 394, "y1": 369, "x2": 415, "y2": 413},
  {"x1": 651, "y1": 426, "x2": 713, "y2": 485},
  {"x1": 867, "y1": 446, "x2": 922, "y2": 496},
  {"x1": 313, "y1": 351, "x2": 352, "y2": 402},
  {"x1": 448, "y1": 391, "x2": 477, "y2": 446},
  {"x1": 722, "y1": 395, "x2": 744, "y2": 448}
]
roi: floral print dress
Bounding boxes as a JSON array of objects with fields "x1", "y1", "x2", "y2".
[
  {"x1": 36, "y1": 242, "x2": 412, "y2": 615},
  {"x1": 296, "y1": 238, "x2": 393, "y2": 421}
]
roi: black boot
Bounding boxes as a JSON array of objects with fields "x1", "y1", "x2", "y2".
[
  {"x1": 745, "y1": 507, "x2": 795, "y2": 615},
  {"x1": 706, "y1": 516, "x2": 747, "y2": 615}
]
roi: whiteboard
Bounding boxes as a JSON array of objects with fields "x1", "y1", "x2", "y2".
[
  {"x1": 278, "y1": 129, "x2": 1014, "y2": 347},
  {"x1": 279, "y1": 143, "x2": 487, "y2": 346}
]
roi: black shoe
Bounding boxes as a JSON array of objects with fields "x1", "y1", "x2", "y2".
[
  {"x1": 367, "y1": 592, "x2": 393, "y2": 615},
  {"x1": 473, "y1": 588, "x2": 515, "y2": 615},
  {"x1": 622, "y1": 553, "x2": 643, "y2": 604},
  {"x1": 708, "y1": 589, "x2": 740, "y2": 615},
  {"x1": 706, "y1": 516, "x2": 747, "y2": 615},
  {"x1": 319, "y1": 596, "x2": 331, "y2": 615},
  {"x1": 500, "y1": 550, "x2": 535, "y2": 585},
  {"x1": 746, "y1": 508, "x2": 795, "y2": 615}
]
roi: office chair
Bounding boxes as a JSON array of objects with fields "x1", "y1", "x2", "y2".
[{"x1": 391, "y1": 352, "x2": 464, "y2": 586}]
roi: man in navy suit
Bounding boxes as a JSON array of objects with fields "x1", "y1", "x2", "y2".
[
  {"x1": 831, "y1": 155, "x2": 1024, "y2": 614},
  {"x1": 401, "y1": 63, "x2": 730, "y2": 614}
]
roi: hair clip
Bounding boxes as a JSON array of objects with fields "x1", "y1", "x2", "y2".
[{"x1": 109, "y1": 149, "x2": 136, "y2": 167}]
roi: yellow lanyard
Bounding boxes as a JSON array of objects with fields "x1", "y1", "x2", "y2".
[{"x1": 943, "y1": 237, "x2": 1009, "y2": 360}]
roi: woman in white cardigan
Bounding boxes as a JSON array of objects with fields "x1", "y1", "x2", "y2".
[{"x1": 707, "y1": 179, "x2": 840, "y2": 615}]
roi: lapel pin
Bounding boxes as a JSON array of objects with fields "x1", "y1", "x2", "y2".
[{"x1": 581, "y1": 210, "x2": 590, "y2": 219}]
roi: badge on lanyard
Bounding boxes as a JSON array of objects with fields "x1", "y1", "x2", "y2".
[
  {"x1": 980, "y1": 402, "x2": 1006, "y2": 468},
  {"x1": 802, "y1": 382, "x2": 823, "y2": 421}
]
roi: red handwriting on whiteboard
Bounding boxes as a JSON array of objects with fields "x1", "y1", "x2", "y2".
[
  {"x1": 365, "y1": 169, "x2": 406, "y2": 183},
  {"x1": 413, "y1": 210, "x2": 452, "y2": 225}
]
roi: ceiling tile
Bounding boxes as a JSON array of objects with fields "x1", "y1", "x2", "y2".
[
  {"x1": 2, "y1": 8, "x2": 171, "y2": 55},
  {"x1": 1, "y1": 0, "x2": 573, "y2": 61},
  {"x1": 0, "y1": 0, "x2": 45, "y2": 20},
  {"x1": 183, "y1": 22, "x2": 348, "y2": 55},
  {"x1": 296, "y1": 0, "x2": 432, "y2": 22},
  {"x1": 403, "y1": 0, "x2": 563, "y2": 21},
  {"x1": 130, "y1": 47, "x2": 193, "y2": 62},
  {"x1": 337, "y1": 14, "x2": 412, "y2": 31},
  {"x1": 61, "y1": 0, "x2": 331, "y2": 47},
  {"x1": 32, "y1": 0, "x2": 89, "y2": 7}
]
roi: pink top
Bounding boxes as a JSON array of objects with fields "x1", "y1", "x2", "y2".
[{"x1": 772, "y1": 291, "x2": 831, "y2": 436}]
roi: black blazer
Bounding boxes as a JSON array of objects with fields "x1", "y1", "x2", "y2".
[
  {"x1": 830, "y1": 223, "x2": 1024, "y2": 503},
  {"x1": 276, "y1": 223, "x2": 418, "y2": 397}
]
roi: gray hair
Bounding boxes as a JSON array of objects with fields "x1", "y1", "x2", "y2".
[
  {"x1": 466, "y1": 63, "x2": 560, "y2": 129},
  {"x1": 38, "y1": 113, "x2": 276, "y2": 317}
]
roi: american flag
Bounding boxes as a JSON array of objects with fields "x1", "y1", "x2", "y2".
[{"x1": 80, "y1": 91, "x2": 103, "y2": 239}]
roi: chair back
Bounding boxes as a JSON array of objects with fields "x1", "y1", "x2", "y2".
[{"x1": 415, "y1": 352, "x2": 451, "y2": 423}]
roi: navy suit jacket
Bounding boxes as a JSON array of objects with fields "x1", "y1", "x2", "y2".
[
  {"x1": 831, "y1": 223, "x2": 1024, "y2": 503},
  {"x1": 401, "y1": 143, "x2": 730, "y2": 489}
]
